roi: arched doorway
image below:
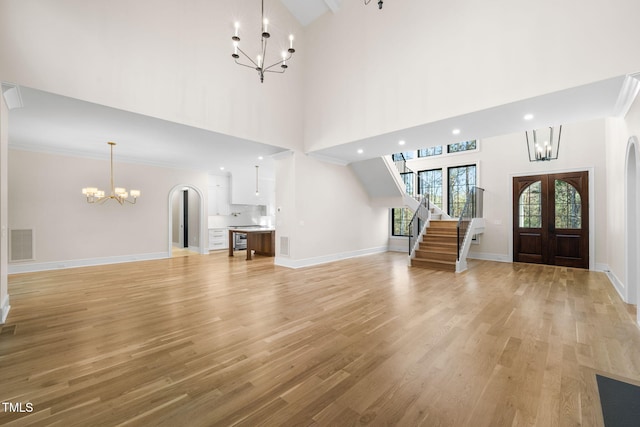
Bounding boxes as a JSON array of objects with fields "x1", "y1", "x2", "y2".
[
  {"x1": 625, "y1": 137, "x2": 639, "y2": 322},
  {"x1": 167, "y1": 184, "x2": 207, "y2": 257}
]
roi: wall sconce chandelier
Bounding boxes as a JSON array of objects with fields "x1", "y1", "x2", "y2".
[
  {"x1": 525, "y1": 125, "x2": 562, "y2": 162},
  {"x1": 365, "y1": 0, "x2": 384, "y2": 9},
  {"x1": 82, "y1": 142, "x2": 140, "y2": 204},
  {"x1": 231, "y1": 0, "x2": 296, "y2": 83}
]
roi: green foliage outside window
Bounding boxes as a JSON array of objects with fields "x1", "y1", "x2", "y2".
[
  {"x1": 392, "y1": 208, "x2": 414, "y2": 236},
  {"x1": 519, "y1": 181, "x2": 542, "y2": 228},
  {"x1": 447, "y1": 140, "x2": 477, "y2": 153},
  {"x1": 418, "y1": 169, "x2": 443, "y2": 209},
  {"x1": 418, "y1": 146, "x2": 443, "y2": 157},
  {"x1": 555, "y1": 180, "x2": 581, "y2": 229},
  {"x1": 448, "y1": 165, "x2": 476, "y2": 218}
]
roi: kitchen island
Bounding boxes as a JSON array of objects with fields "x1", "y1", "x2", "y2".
[{"x1": 228, "y1": 228, "x2": 275, "y2": 260}]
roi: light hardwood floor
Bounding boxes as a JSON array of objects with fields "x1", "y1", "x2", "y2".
[{"x1": 1, "y1": 252, "x2": 639, "y2": 426}]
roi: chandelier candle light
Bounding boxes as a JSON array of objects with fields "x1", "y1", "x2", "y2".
[
  {"x1": 82, "y1": 142, "x2": 140, "y2": 204},
  {"x1": 232, "y1": 0, "x2": 296, "y2": 83},
  {"x1": 525, "y1": 125, "x2": 562, "y2": 162}
]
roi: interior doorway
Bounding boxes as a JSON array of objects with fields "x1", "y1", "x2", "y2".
[
  {"x1": 513, "y1": 171, "x2": 589, "y2": 269},
  {"x1": 168, "y1": 185, "x2": 205, "y2": 257},
  {"x1": 626, "y1": 137, "x2": 639, "y2": 317}
]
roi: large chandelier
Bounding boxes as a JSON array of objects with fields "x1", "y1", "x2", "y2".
[
  {"x1": 82, "y1": 142, "x2": 140, "y2": 204},
  {"x1": 231, "y1": 0, "x2": 296, "y2": 83},
  {"x1": 525, "y1": 125, "x2": 562, "y2": 162}
]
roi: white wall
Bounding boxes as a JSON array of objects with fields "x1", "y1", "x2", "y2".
[
  {"x1": 0, "y1": 86, "x2": 9, "y2": 323},
  {"x1": 8, "y1": 149, "x2": 208, "y2": 272},
  {"x1": 171, "y1": 191, "x2": 180, "y2": 245},
  {"x1": 303, "y1": 0, "x2": 640, "y2": 152},
  {"x1": 404, "y1": 119, "x2": 608, "y2": 266},
  {"x1": 187, "y1": 187, "x2": 200, "y2": 248},
  {"x1": 0, "y1": 0, "x2": 305, "y2": 152},
  {"x1": 274, "y1": 152, "x2": 389, "y2": 268},
  {"x1": 605, "y1": 95, "x2": 640, "y2": 302}
]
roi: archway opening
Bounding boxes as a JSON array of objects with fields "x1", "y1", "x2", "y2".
[{"x1": 168, "y1": 185, "x2": 205, "y2": 257}]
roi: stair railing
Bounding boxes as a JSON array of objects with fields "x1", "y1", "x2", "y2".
[
  {"x1": 393, "y1": 152, "x2": 415, "y2": 197},
  {"x1": 456, "y1": 186, "x2": 485, "y2": 260},
  {"x1": 408, "y1": 194, "x2": 430, "y2": 255}
]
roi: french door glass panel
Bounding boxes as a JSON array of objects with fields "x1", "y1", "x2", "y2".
[
  {"x1": 554, "y1": 180, "x2": 582, "y2": 229},
  {"x1": 518, "y1": 181, "x2": 542, "y2": 228}
]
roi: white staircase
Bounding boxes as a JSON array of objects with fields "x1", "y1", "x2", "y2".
[{"x1": 349, "y1": 155, "x2": 484, "y2": 272}]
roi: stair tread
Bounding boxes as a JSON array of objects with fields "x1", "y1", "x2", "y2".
[
  {"x1": 413, "y1": 257, "x2": 456, "y2": 264},
  {"x1": 416, "y1": 248, "x2": 457, "y2": 254},
  {"x1": 411, "y1": 258, "x2": 457, "y2": 272}
]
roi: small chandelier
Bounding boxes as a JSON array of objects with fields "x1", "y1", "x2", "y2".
[
  {"x1": 525, "y1": 125, "x2": 562, "y2": 162},
  {"x1": 231, "y1": 0, "x2": 296, "y2": 83},
  {"x1": 365, "y1": 0, "x2": 384, "y2": 9},
  {"x1": 82, "y1": 142, "x2": 140, "y2": 204}
]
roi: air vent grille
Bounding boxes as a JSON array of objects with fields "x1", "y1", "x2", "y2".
[
  {"x1": 9, "y1": 229, "x2": 34, "y2": 262},
  {"x1": 280, "y1": 236, "x2": 290, "y2": 256}
]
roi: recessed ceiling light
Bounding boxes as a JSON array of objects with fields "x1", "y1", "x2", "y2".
[
  {"x1": 452, "y1": 129, "x2": 461, "y2": 135},
  {"x1": 258, "y1": 156, "x2": 263, "y2": 160},
  {"x1": 524, "y1": 114, "x2": 534, "y2": 121},
  {"x1": 220, "y1": 166, "x2": 225, "y2": 171},
  {"x1": 357, "y1": 149, "x2": 364, "y2": 154},
  {"x1": 398, "y1": 140, "x2": 406, "y2": 146}
]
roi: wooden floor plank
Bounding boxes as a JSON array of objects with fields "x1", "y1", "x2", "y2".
[{"x1": 1, "y1": 252, "x2": 639, "y2": 425}]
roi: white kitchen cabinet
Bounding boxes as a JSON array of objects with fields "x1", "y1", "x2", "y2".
[
  {"x1": 208, "y1": 175, "x2": 230, "y2": 215},
  {"x1": 208, "y1": 228, "x2": 228, "y2": 251},
  {"x1": 230, "y1": 168, "x2": 275, "y2": 207}
]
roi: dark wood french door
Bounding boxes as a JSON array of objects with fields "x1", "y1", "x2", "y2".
[{"x1": 513, "y1": 171, "x2": 589, "y2": 269}]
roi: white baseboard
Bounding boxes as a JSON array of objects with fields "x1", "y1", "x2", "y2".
[
  {"x1": 7, "y1": 252, "x2": 168, "y2": 274},
  {"x1": 388, "y1": 238, "x2": 408, "y2": 253},
  {"x1": 467, "y1": 252, "x2": 511, "y2": 263},
  {"x1": 275, "y1": 246, "x2": 389, "y2": 269},
  {"x1": 598, "y1": 264, "x2": 628, "y2": 303},
  {"x1": 0, "y1": 295, "x2": 10, "y2": 324},
  {"x1": 594, "y1": 263, "x2": 607, "y2": 271}
]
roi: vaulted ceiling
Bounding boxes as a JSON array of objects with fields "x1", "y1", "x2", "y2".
[{"x1": 3, "y1": 0, "x2": 638, "y2": 176}]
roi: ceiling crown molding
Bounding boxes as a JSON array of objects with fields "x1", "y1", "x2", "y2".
[{"x1": 612, "y1": 72, "x2": 640, "y2": 118}]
